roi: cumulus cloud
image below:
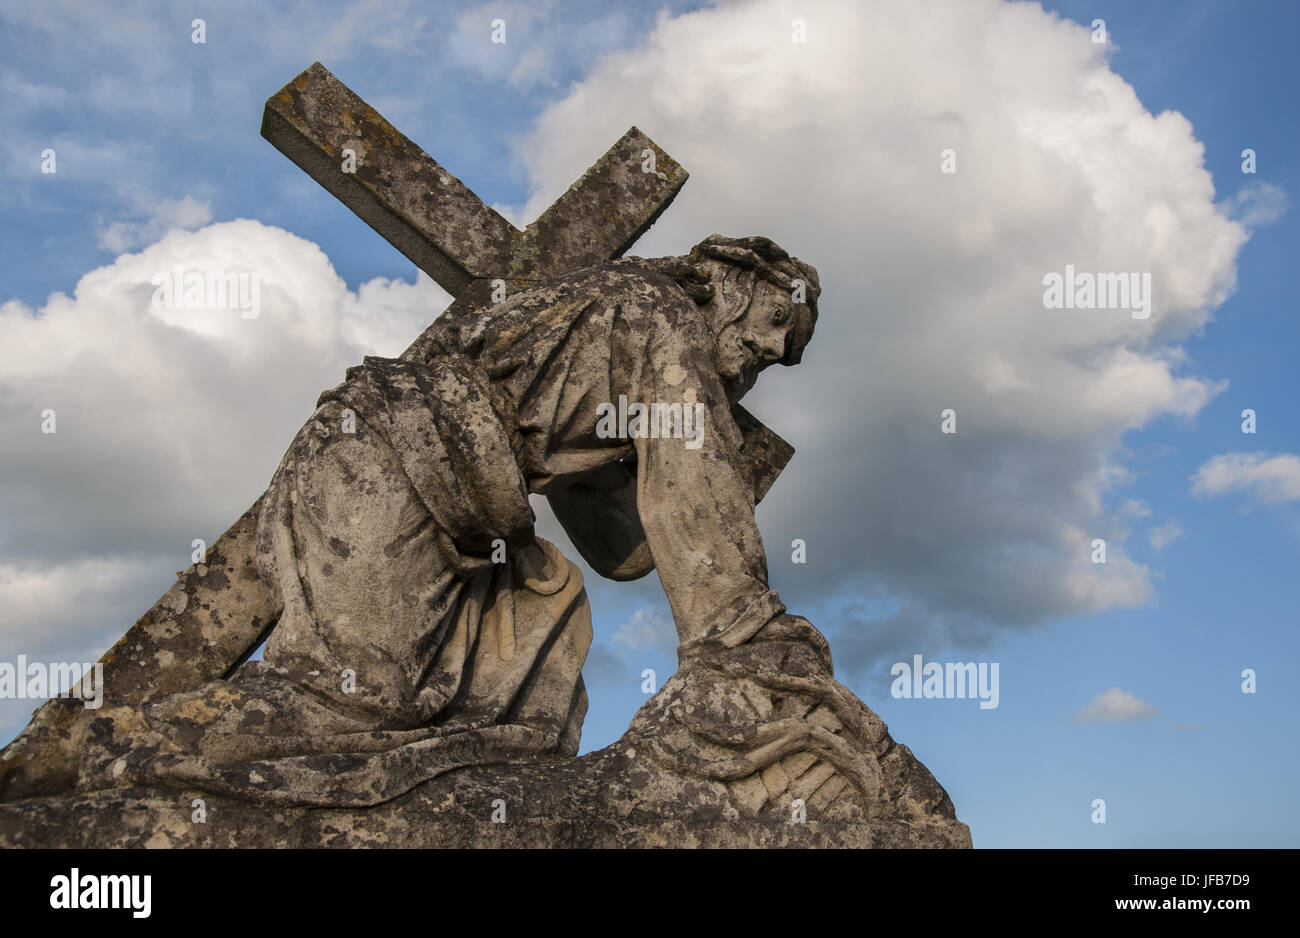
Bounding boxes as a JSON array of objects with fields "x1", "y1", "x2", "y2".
[
  {"x1": 1191, "y1": 452, "x2": 1300, "y2": 504},
  {"x1": 1072, "y1": 688, "x2": 1158, "y2": 724},
  {"x1": 510, "y1": 0, "x2": 1244, "y2": 665},
  {"x1": 0, "y1": 220, "x2": 448, "y2": 739},
  {"x1": 0, "y1": 0, "x2": 1258, "y2": 735},
  {"x1": 0, "y1": 220, "x2": 446, "y2": 566}
]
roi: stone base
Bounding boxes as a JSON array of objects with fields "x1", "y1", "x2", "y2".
[
  {"x1": 0, "y1": 627, "x2": 972, "y2": 848},
  {"x1": 0, "y1": 734, "x2": 969, "y2": 848}
]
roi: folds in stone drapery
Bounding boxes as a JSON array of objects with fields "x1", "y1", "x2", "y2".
[{"x1": 34, "y1": 536, "x2": 591, "y2": 809}]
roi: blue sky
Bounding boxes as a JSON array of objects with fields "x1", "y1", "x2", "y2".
[{"x1": 1, "y1": 0, "x2": 1296, "y2": 847}]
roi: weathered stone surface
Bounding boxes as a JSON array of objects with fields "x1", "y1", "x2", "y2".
[
  {"x1": 262, "y1": 63, "x2": 689, "y2": 295},
  {"x1": 4, "y1": 69, "x2": 793, "y2": 789},
  {"x1": 506, "y1": 126, "x2": 687, "y2": 281},
  {"x1": 0, "y1": 503, "x2": 281, "y2": 801},
  {"x1": 0, "y1": 64, "x2": 972, "y2": 849},
  {"x1": 0, "y1": 744, "x2": 968, "y2": 849},
  {"x1": 0, "y1": 633, "x2": 970, "y2": 848},
  {"x1": 263, "y1": 63, "x2": 790, "y2": 493},
  {"x1": 262, "y1": 62, "x2": 517, "y2": 293}
]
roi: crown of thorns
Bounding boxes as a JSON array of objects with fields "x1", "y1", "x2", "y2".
[{"x1": 686, "y1": 234, "x2": 820, "y2": 365}]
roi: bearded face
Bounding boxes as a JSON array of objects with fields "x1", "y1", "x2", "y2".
[{"x1": 707, "y1": 272, "x2": 798, "y2": 404}]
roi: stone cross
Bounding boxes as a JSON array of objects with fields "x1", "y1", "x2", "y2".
[
  {"x1": 47, "y1": 63, "x2": 796, "y2": 716},
  {"x1": 260, "y1": 62, "x2": 792, "y2": 483}
]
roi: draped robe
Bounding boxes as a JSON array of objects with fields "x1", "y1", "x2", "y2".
[{"x1": 14, "y1": 259, "x2": 793, "y2": 807}]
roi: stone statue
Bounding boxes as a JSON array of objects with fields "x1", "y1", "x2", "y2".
[{"x1": 0, "y1": 64, "x2": 970, "y2": 847}]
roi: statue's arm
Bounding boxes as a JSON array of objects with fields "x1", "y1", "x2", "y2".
[
  {"x1": 622, "y1": 318, "x2": 787, "y2": 651},
  {"x1": 548, "y1": 458, "x2": 655, "y2": 581}
]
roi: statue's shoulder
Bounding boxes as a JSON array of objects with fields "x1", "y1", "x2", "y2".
[
  {"x1": 541, "y1": 257, "x2": 692, "y2": 301},
  {"x1": 414, "y1": 259, "x2": 709, "y2": 370},
  {"x1": 548, "y1": 257, "x2": 706, "y2": 329},
  {"x1": 315, "y1": 354, "x2": 412, "y2": 409}
]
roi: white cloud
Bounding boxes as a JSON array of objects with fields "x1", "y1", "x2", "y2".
[
  {"x1": 1072, "y1": 688, "x2": 1158, "y2": 724},
  {"x1": 448, "y1": 0, "x2": 644, "y2": 90},
  {"x1": 0, "y1": 220, "x2": 448, "y2": 682},
  {"x1": 0, "y1": 557, "x2": 163, "y2": 655},
  {"x1": 1149, "y1": 520, "x2": 1183, "y2": 551},
  {"x1": 1191, "y1": 452, "x2": 1300, "y2": 504},
  {"x1": 1120, "y1": 499, "x2": 1152, "y2": 519},
  {"x1": 612, "y1": 607, "x2": 677, "y2": 656},
  {"x1": 1220, "y1": 181, "x2": 1289, "y2": 229},
  {"x1": 97, "y1": 194, "x2": 214, "y2": 253},
  {"x1": 0, "y1": 555, "x2": 172, "y2": 742},
  {"x1": 510, "y1": 0, "x2": 1244, "y2": 658},
  {"x1": 0, "y1": 0, "x2": 1260, "y2": 702}
]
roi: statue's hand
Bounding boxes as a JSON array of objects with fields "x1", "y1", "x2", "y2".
[{"x1": 752, "y1": 613, "x2": 833, "y2": 673}]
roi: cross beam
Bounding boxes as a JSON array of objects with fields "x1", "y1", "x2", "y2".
[
  {"x1": 261, "y1": 62, "x2": 690, "y2": 295},
  {"x1": 261, "y1": 63, "x2": 793, "y2": 497},
  {"x1": 19, "y1": 64, "x2": 798, "y2": 724}
]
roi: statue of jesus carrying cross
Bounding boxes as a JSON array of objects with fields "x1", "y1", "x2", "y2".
[{"x1": 0, "y1": 64, "x2": 832, "y2": 808}]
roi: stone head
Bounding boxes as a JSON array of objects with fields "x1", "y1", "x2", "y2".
[{"x1": 684, "y1": 235, "x2": 821, "y2": 403}]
